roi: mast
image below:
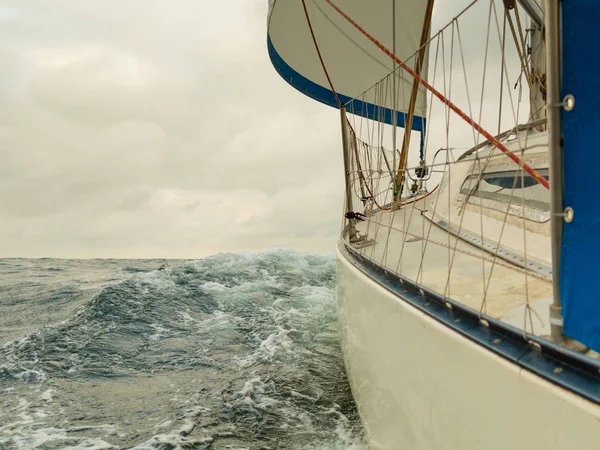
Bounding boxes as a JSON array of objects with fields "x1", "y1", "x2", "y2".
[
  {"x1": 517, "y1": 0, "x2": 543, "y2": 27},
  {"x1": 544, "y1": 0, "x2": 563, "y2": 342},
  {"x1": 394, "y1": 0, "x2": 435, "y2": 202},
  {"x1": 392, "y1": 0, "x2": 397, "y2": 186},
  {"x1": 340, "y1": 105, "x2": 357, "y2": 242}
]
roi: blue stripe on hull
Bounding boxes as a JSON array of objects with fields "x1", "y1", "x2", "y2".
[
  {"x1": 339, "y1": 241, "x2": 600, "y2": 406},
  {"x1": 266, "y1": 34, "x2": 427, "y2": 134}
]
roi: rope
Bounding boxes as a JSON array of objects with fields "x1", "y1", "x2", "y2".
[
  {"x1": 308, "y1": 0, "x2": 390, "y2": 73},
  {"x1": 322, "y1": 0, "x2": 549, "y2": 190},
  {"x1": 300, "y1": 0, "x2": 341, "y2": 106}
]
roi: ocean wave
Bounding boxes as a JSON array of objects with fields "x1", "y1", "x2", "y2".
[{"x1": 0, "y1": 250, "x2": 364, "y2": 449}]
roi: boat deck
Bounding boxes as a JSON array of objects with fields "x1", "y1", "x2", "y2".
[{"x1": 353, "y1": 195, "x2": 553, "y2": 337}]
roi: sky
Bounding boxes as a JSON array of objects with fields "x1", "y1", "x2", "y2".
[
  {"x1": 0, "y1": 0, "x2": 348, "y2": 258},
  {"x1": 0, "y1": 0, "x2": 531, "y2": 258}
]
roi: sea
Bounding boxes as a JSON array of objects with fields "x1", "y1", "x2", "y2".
[{"x1": 0, "y1": 250, "x2": 366, "y2": 449}]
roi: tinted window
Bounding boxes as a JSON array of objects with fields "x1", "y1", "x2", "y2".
[{"x1": 459, "y1": 168, "x2": 550, "y2": 220}]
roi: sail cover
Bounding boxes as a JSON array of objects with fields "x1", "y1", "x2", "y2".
[
  {"x1": 560, "y1": 0, "x2": 600, "y2": 351},
  {"x1": 267, "y1": 0, "x2": 429, "y2": 131}
]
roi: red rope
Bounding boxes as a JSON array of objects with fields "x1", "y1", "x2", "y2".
[
  {"x1": 323, "y1": 0, "x2": 549, "y2": 190},
  {"x1": 300, "y1": 0, "x2": 341, "y2": 106}
]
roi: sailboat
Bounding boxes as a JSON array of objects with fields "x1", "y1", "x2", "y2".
[{"x1": 267, "y1": 0, "x2": 600, "y2": 448}]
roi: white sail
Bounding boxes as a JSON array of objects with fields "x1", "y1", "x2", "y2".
[{"x1": 267, "y1": 0, "x2": 430, "y2": 130}]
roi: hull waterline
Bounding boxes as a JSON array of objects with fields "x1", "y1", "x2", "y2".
[{"x1": 337, "y1": 246, "x2": 600, "y2": 450}]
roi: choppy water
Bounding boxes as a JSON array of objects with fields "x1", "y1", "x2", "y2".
[{"x1": 0, "y1": 251, "x2": 365, "y2": 449}]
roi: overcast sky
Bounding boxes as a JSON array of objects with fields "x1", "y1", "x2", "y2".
[
  {"x1": 0, "y1": 0, "x2": 350, "y2": 258},
  {"x1": 0, "y1": 0, "x2": 528, "y2": 258}
]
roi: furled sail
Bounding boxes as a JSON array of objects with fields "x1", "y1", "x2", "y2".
[
  {"x1": 559, "y1": 0, "x2": 600, "y2": 352},
  {"x1": 267, "y1": 0, "x2": 430, "y2": 131}
]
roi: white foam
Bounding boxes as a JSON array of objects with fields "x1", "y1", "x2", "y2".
[
  {"x1": 148, "y1": 323, "x2": 169, "y2": 341},
  {"x1": 290, "y1": 390, "x2": 317, "y2": 402},
  {"x1": 238, "y1": 377, "x2": 265, "y2": 397},
  {"x1": 259, "y1": 328, "x2": 293, "y2": 356},
  {"x1": 0, "y1": 251, "x2": 363, "y2": 449},
  {"x1": 130, "y1": 406, "x2": 210, "y2": 450},
  {"x1": 0, "y1": 415, "x2": 117, "y2": 449},
  {"x1": 131, "y1": 433, "x2": 212, "y2": 450},
  {"x1": 39, "y1": 389, "x2": 54, "y2": 402},
  {"x1": 178, "y1": 311, "x2": 194, "y2": 325}
]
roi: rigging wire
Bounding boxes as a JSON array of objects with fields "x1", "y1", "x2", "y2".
[
  {"x1": 308, "y1": 0, "x2": 391, "y2": 72},
  {"x1": 336, "y1": 0, "x2": 546, "y2": 335},
  {"x1": 322, "y1": 0, "x2": 549, "y2": 190},
  {"x1": 498, "y1": 7, "x2": 507, "y2": 134},
  {"x1": 300, "y1": 0, "x2": 341, "y2": 106}
]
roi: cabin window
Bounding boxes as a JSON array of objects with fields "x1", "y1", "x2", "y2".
[{"x1": 457, "y1": 168, "x2": 550, "y2": 222}]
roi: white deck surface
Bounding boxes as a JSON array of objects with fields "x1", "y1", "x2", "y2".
[{"x1": 353, "y1": 195, "x2": 552, "y2": 336}]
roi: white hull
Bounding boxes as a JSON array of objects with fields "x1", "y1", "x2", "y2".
[{"x1": 337, "y1": 247, "x2": 600, "y2": 450}]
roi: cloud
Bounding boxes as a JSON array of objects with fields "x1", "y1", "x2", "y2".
[
  {"x1": 0, "y1": 0, "x2": 534, "y2": 258},
  {"x1": 0, "y1": 0, "x2": 348, "y2": 258}
]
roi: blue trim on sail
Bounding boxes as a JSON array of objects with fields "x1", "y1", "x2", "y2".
[
  {"x1": 340, "y1": 242, "x2": 600, "y2": 406},
  {"x1": 267, "y1": 34, "x2": 426, "y2": 134},
  {"x1": 560, "y1": 0, "x2": 600, "y2": 352}
]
